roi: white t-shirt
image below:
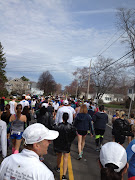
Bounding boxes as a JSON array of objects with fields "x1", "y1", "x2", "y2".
[
  {"x1": 41, "y1": 103, "x2": 48, "y2": 108},
  {"x1": 0, "y1": 149, "x2": 54, "y2": 180},
  {"x1": 67, "y1": 106, "x2": 76, "y2": 115},
  {"x1": 53, "y1": 102, "x2": 59, "y2": 110},
  {"x1": 0, "y1": 120, "x2": 7, "y2": 158},
  {"x1": 55, "y1": 106, "x2": 73, "y2": 124},
  {"x1": 9, "y1": 100, "x2": 17, "y2": 115},
  {"x1": 31, "y1": 100, "x2": 36, "y2": 107},
  {"x1": 19, "y1": 100, "x2": 29, "y2": 110}
]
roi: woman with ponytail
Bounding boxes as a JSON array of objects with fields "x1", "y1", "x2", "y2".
[
  {"x1": 99, "y1": 142, "x2": 128, "y2": 180},
  {"x1": 9, "y1": 104, "x2": 26, "y2": 154}
]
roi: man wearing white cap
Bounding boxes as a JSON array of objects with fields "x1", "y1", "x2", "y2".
[
  {"x1": 55, "y1": 100, "x2": 73, "y2": 125},
  {"x1": 0, "y1": 123, "x2": 59, "y2": 180}
]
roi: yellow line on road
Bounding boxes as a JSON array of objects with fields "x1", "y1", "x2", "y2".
[
  {"x1": 60, "y1": 153, "x2": 74, "y2": 180},
  {"x1": 60, "y1": 155, "x2": 63, "y2": 180},
  {"x1": 68, "y1": 153, "x2": 74, "y2": 180}
]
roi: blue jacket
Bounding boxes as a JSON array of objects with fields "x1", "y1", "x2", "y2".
[
  {"x1": 74, "y1": 113, "x2": 93, "y2": 134},
  {"x1": 126, "y1": 139, "x2": 135, "y2": 178}
]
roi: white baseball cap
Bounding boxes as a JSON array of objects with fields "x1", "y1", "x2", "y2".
[
  {"x1": 22, "y1": 123, "x2": 59, "y2": 144},
  {"x1": 63, "y1": 100, "x2": 69, "y2": 105},
  {"x1": 100, "y1": 142, "x2": 127, "y2": 172}
]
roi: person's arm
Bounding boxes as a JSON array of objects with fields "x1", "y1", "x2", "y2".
[
  {"x1": 88, "y1": 115, "x2": 94, "y2": 135},
  {"x1": 92, "y1": 114, "x2": 96, "y2": 122},
  {"x1": 126, "y1": 140, "x2": 135, "y2": 162},
  {"x1": 9, "y1": 115, "x2": 14, "y2": 122},
  {"x1": 55, "y1": 109, "x2": 60, "y2": 125},
  {"x1": 1, "y1": 122, "x2": 7, "y2": 158}
]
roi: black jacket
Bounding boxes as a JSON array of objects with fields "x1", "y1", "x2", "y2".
[
  {"x1": 113, "y1": 118, "x2": 132, "y2": 137},
  {"x1": 37, "y1": 112, "x2": 54, "y2": 130},
  {"x1": 93, "y1": 112, "x2": 108, "y2": 130},
  {"x1": 53, "y1": 123, "x2": 76, "y2": 153}
]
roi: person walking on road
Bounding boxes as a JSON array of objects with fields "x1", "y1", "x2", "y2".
[
  {"x1": 99, "y1": 142, "x2": 128, "y2": 180},
  {"x1": 74, "y1": 104, "x2": 93, "y2": 159},
  {"x1": 92, "y1": 105, "x2": 108, "y2": 151},
  {"x1": 9, "y1": 104, "x2": 26, "y2": 154},
  {"x1": 1, "y1": 104, "x2": 11, "y2": 147},
  {"x1": 9, "y1": 96, "x2": 17, "y2": 115},
  {"x1": 53, "y1": 113, "x2": 76, "y2": 180},
  {"x1": 113, "y1": 111, "x2": 133, "y2": 145},
  {"x1": 0, "y1": 111, "x2": 7, "y2": 159},
  {"x1": 55, "y1": 100, "x2": 73, "y2": 125},
  {"x1": 0, "y1": 123, "x2": 59, "y2": 180}
]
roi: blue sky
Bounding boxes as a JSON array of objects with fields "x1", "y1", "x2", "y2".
[{"x1": 0, "y1": 0, "x2": 135, "y2": 88}]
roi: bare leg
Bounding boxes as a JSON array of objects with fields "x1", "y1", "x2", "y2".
[
  {"x1": 57, "y1": 153, "x2": 62, "y2": 168},
  {"x1": 15, "y1": 139, "x2": 22, "y2": 151},
  {"x1": 81, "y1": 135, "x2": 86, "y2": 152},
  {"x1": 77, "y1": 134, "x2": 82, "y2": 155},
  {"x1": 11, "y1": 139, "x2": 16, "y2": 148},
  {"x1": 63, "y1": 153, "x2": 69, "y2": 175}
]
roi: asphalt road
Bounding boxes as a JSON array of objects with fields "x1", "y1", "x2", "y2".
[{"x1": 0, "y1": 118, "x2": 129, "y2": 180}]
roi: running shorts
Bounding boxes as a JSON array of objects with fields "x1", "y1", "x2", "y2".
[
  {"x1": 77, "y1": 130, "x2": 87, "y2": 136},
  {"x1": 10, "y1": 131, "x2": 23, "y2": 140}
]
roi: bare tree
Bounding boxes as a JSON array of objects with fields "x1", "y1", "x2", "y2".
[
  {"x1": 55, "y1": 83, "x2": 62, "y2": 95},
  {"x1": 64, "y1": 80, "x2": 78, "y2": 97},
  {"x1": 38, "y1": 71, "x2": 56, "y2": 95},
  {"x1": 116, "y1": 8, "x2": 135, "y2": 63},
  {"x1": 91, "y1": 57, "x2": 119, "y2": 100}
]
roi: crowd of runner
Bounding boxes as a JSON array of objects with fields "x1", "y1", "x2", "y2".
[{"x1": 0, "y1": 94, "x2": 135, "y2": 180}]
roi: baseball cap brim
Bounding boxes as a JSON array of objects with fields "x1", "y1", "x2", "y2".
[{"x1": 45, "y1": 129, "x2": 59, "y2": 140}]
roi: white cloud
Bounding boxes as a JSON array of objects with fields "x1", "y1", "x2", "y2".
[
  {"x1": 73, "y1": 8, "x2": 118, "y2": 15},
  {"x1": 0, "y1": 0, "x2": 131, "y2": 87}
]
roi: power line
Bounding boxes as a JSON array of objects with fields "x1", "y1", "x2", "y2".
[
  {"x1": 95, "y1": 31, "x2": 120, "y2": 55},
  {"x1": 91, "y1": 50, "x2": 133, "y2": 76},
  {"x1": 97, "y1": 32, "x2": 125, "y2": 56}
]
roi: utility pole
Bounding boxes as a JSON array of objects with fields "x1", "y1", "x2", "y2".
[{"x1": 87, "y1": 60, "x2": 92, "y2": 100}]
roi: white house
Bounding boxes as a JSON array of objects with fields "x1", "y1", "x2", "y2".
[{"x1": 79, "y1": 92, "x2": 124, "y2": 104}]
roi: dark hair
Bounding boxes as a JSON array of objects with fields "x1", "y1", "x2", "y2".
[
  {"x1": 40, "y1": 106, "x2": 47, "y2": 116},
  {"x1": 89, "y1": 106, "x2": 92, "y2": 109},
  {"x1": 100, "y1": 163, "x2": 124, "y2": 180},
  {"x1": 63, "y1": 112, "x2": 69, "y2": 124},
  {"x1": 16, "y1": 104, "x2": 22, "y2": 119},
  {"x1": 5, "y1": 104, "x2": 10, "y2": 117},
  {"x1": 130, "y1": 113, "x2": 134, "y2": 118},
  {"x1": 22, "y1": 95, "x2": 25, "y2": 100},
  {"x1": 99, "y1": 105, "x2": 104, "y2": 111},
  {"x1": 22, "y1": 106, "x2": 29, "y2": 115}
]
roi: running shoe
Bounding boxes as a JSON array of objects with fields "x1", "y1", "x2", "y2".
[
  {"x1": 62, "y1": 175, "x2": 67, "y2": 180},
  {"x1": 77, "y1": 154, "x2": 82, "y2": 160},
  {"x1": 81, "y1": 151, "x2": 83, "y2": 155},
  {"x1": 96, "y1": 147, "x2": 100, "y2": 152}
]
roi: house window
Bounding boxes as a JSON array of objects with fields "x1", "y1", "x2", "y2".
[
  {"x1": 105, "y1": 97, "x2": 111, "y2": 101},
  {"x1": 129, "y1": 89, "x2": 133, "y2": 94}
]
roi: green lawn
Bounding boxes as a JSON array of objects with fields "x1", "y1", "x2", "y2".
[{"x1": 103, "y1": 104, "x2": 125, "y2": 109}]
